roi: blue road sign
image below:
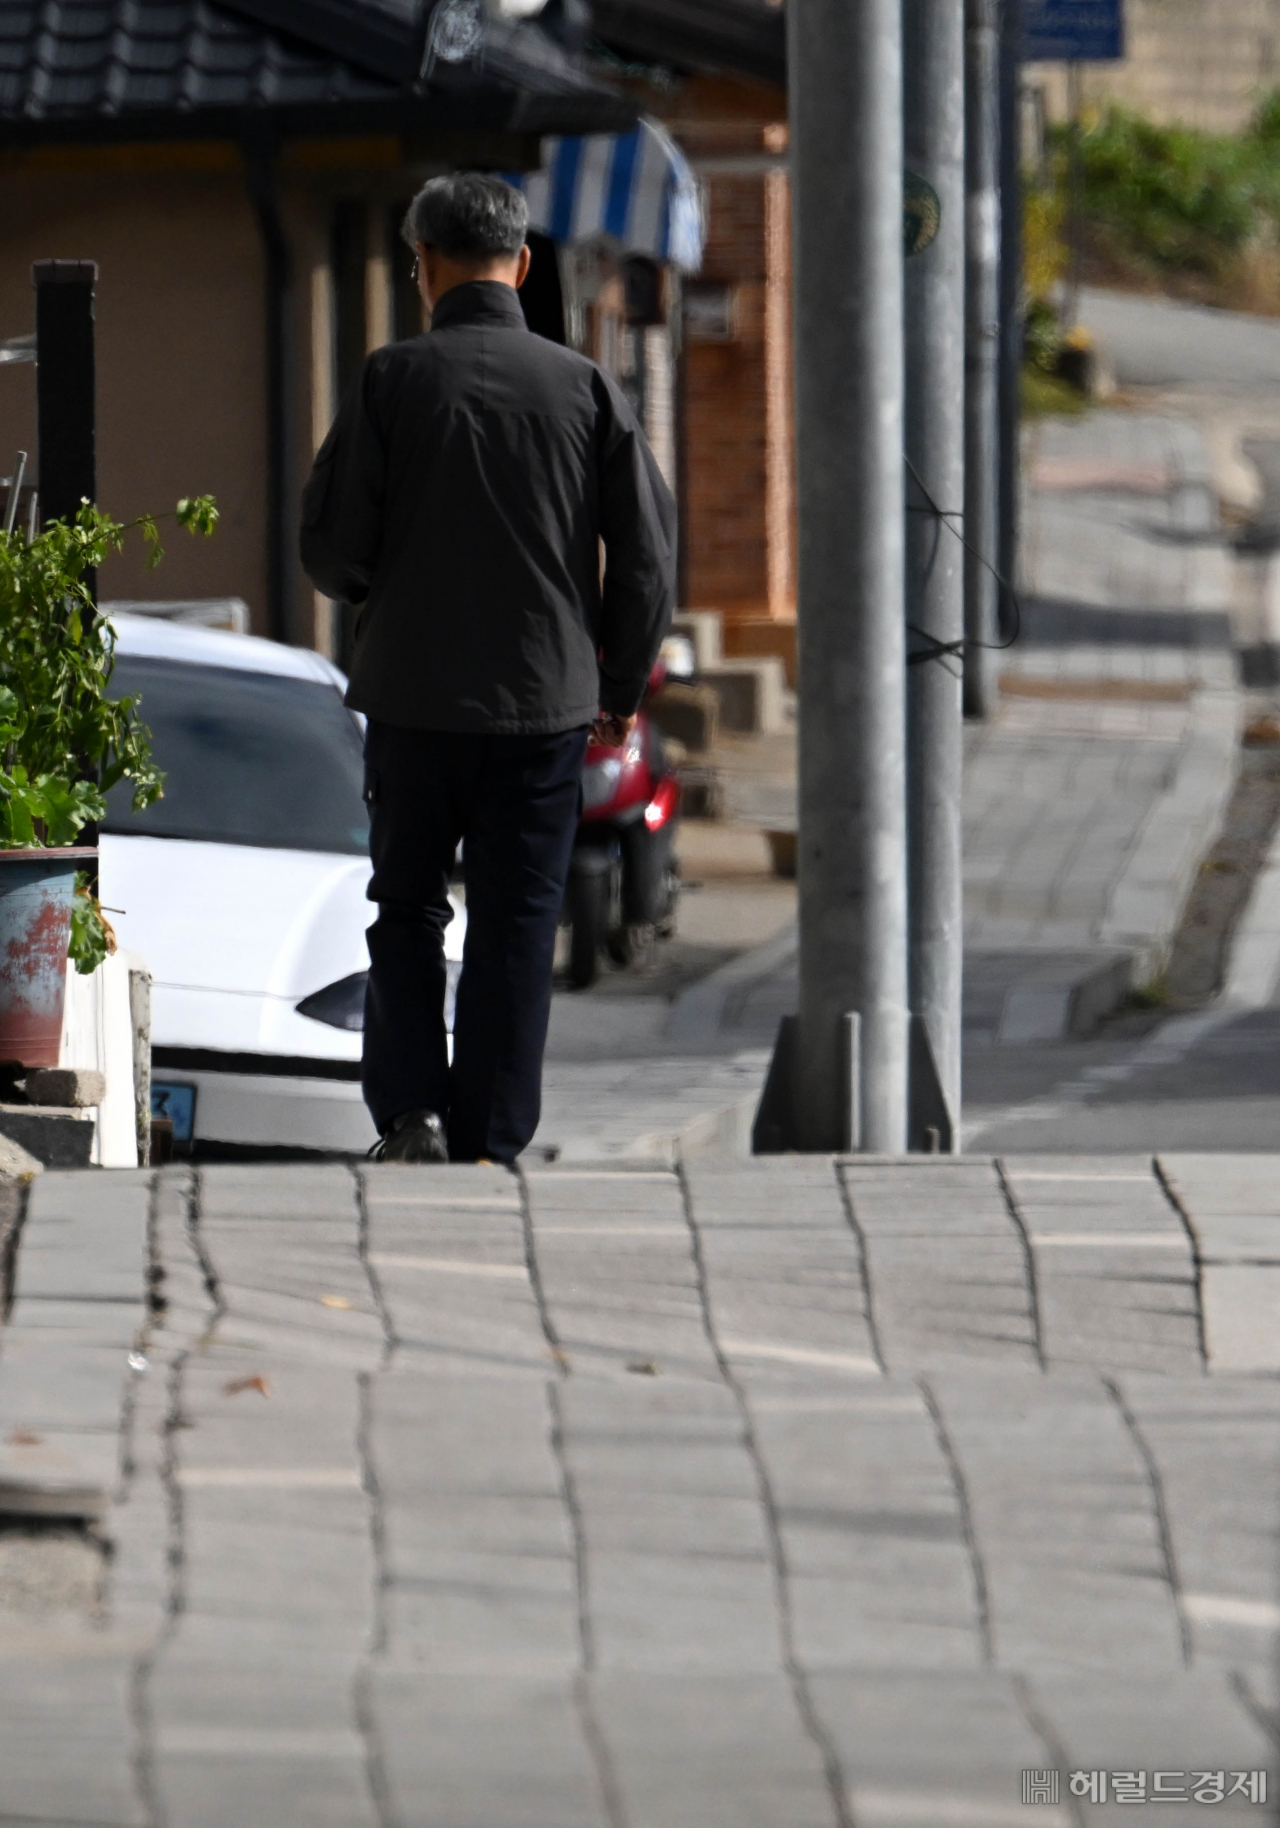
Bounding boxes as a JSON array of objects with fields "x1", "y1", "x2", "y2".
[{"x1": 1024, "y1": 0, "x2": 1123, "y2": 60}]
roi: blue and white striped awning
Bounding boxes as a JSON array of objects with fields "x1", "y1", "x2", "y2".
[{"x1": 514, "y1": 121, "x2": 703, "y2": 273}]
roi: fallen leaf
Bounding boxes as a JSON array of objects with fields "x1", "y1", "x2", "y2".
[
  {"x1": 627, "y1": 1360, "x2": 659, "y2": 1377},
  {"x1": 7, "y1": 1429, "x2": 41, "y2": 1446},
  {"x1": 222, "y1": 1375, "x2": 271, "y2": 1398},
  {"x1": 319, "y1": 1294, "x2": 353, "y2": 1310},
  {"x1": 1245, "y1": 715, "x2": 1280, "y2": 747}
]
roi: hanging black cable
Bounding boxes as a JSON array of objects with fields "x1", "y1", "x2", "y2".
[{"x1": 904, "y1": 451, "x2": 1022, "y2": 665}]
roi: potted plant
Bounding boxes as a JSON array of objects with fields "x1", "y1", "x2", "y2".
[{"x1": 0, "y1": 495, "x2": 217, "y2": 1068}]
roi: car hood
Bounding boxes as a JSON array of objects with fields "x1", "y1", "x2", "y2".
[{"x1": 100, "y1": 835, "x2": 464, "y2": 1001}]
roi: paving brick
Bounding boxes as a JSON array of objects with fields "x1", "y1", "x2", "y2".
[
  {"x1": 752, "y1": 1381, "x2": 983, "y2": 1671},
  {"x1": 1002, "y1": 1157, "x2": 1202, "y2": 1372},
  {"x1": 1027, "y1": 1670, "x2": 1275, "y2": 1826},
  {"x1": 3, "y1": 1148, "x2": 1278, "y2": 1820},
  {"x1": 365, "y1": 1179, "x2": 550, "y2": 1372},
  {"x1": 841, "y1": 1162, "x2": 1037, "y2": 1369},
  {"x1": 0, "y1": 1336, "x2": 138, "y2": 1432},
  {"x1": 927, "y1": 1368, "x2": 1185, "y2": 1671},
  {"x1": 373, "y1": 1672, "x2": 607, "y2": 1828},
  {"x1": 154, "y1": 1747, "x2": 375, "y2": 1828},
  {"x1": 197, "y1": 1162, "x2": 357, "y2": 1222},
  {"x1": 385, "y1": 1554, "x2": 581, "y2": 1675},
  {"x1": 1119, "y1": 1374, "x2": 1280, "y2": 1672},
  {"x1": 590, "y1": 1672, "x2": 835, "y2": 1828},
  {"x1": 812, "y1": 1671, "x2": 1067, "y2": 1828},
  {"x1": 527, "y1": 1170, "x2": 716, "y2": 1377},
  {"x1": 0, "y1": 1654, "x2": 145, "y2": 1826},
  {"x1": 13, "y1": 1170, "x2": 150, "y2": 1305}
]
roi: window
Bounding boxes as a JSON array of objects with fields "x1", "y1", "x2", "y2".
[{"x1": 102, "y1": 656, "x2": 368, "y2": 855}]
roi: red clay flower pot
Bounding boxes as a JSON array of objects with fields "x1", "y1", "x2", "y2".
[{"x1": 0, "y1": 847, "x2": 97, "y2": 1069}]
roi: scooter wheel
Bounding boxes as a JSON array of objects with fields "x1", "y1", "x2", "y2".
[
  {"x1": 567, "y1": 870, "x2": 607, "y2": 988},
  {"x1": 607, "y1": 922, "x2": 656, "y2": 970}
]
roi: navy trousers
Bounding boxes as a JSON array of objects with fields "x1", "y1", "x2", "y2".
[{"x1": 362, "y1": 720, "x2": 587, "y2": 1163}]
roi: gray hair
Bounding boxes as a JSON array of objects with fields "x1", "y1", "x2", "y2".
[{"x1": 401, "y1": 173, "x2": 528, "y2": 260}]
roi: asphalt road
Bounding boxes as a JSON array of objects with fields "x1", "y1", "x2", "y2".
[{"x1": 1080, "y1": 285, "x2": 1280, "y2": 391}]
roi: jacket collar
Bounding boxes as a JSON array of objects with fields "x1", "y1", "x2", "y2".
[{"x1": 431, "y1": 280, "x2": 529, "y2": 332}]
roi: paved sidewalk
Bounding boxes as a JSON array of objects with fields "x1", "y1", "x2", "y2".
[
  {"x1": 536, "y1": 405, "x2": 1245, "y2": 1162},
  {"x1": 0, "y1": 1156, "x2": 1276, "y2": 1826}
]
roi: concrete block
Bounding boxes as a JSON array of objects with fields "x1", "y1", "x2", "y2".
[
  {"x1": 0, "y1": 1426, "x2": 119, "y2": 1520},
  {"x1": 25, "y1": 1067, "x2": 105, "y2": 1107},
  {"x1": 700, "y1": 659, "x2": 789, "y2": 734},
  {"x1": 670, "y1": 608, "x2": 723, "y2": 669},
  {"x1": 0, "y1": 1103, "x2": 93, "y2": 1168},
  {"x1": 649, "y1": 680, "x2": 719, "y2": 753}
]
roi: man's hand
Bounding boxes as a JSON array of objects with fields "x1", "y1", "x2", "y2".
[{"x1": 590, "y1": 711, "x2": 637, "y2": 748}]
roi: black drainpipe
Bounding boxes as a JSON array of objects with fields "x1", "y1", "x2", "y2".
[{"x1": 243, "y1": 129, "x2": 293, "y2": 645}]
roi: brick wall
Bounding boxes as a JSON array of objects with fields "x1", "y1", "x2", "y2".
[
  {"x1": 763, "y1": 168, "x2": 794, "y2": 619},
  {"x1": 684, "y1": 168, "x2": 770, "y2": 618},
  {"x1": 675, "y1": 123, "x2": 794, "y2": 626}
]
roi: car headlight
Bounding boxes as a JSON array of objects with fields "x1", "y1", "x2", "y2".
[
  {"x1": 296, "y1": 960, "x2": 463, "y2": 1032},
  {"x1": 296, "y1": 972, "x2": 366, "y2": 1031}
]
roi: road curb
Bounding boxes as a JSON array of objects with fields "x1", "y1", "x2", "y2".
[
  {"x1": 664, "y1": 919, "x2": 797, "y2": 1047},
  {"x1": 1098, "y1": 685, "x2": 1241, "y2": 977}
]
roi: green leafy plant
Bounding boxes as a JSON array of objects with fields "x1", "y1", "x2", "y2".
[
  {"x1": 1037, "y1": 98, "x2": 1280, "y2": 310},
  {"x1": 68, "y1": 873, "x2": 116, "y2": 977},
  {"x1": 0, "y1": 494, "x2": 217, "y2": 966}
]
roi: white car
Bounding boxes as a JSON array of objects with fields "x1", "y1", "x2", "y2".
[{"x1": 100, "y1": 615, "x2": 465, "y2": 1155}]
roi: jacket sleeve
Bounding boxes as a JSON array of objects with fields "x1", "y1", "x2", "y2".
[
  {"x1": 299, "y1": 355, "x2": 388, "y2": 606},
  {"x1": 594, "y1": 373, "x2": 677, "y2": 718}
]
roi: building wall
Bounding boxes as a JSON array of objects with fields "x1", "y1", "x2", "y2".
[
  {"x1": 0, "y1": 153, "x2": 271, "y2": 621},
  {"x1": 0, "y1": 143, "x2": 440, "y2": 657},
  {"x1": 683, "y1": 164, "x2": 771, "y2": 618},
  {"x1": 661, "y1": 76, "x2": 793, "y2": 629},
  {"x1": 1031, "y1": 0, "x2": 1280, "y2": 132},
  {"x1": 762, "y1": 166, "x2": 794, "y2": 621}
]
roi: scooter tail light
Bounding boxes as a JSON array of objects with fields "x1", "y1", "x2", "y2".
[{"x1": 644, "y1": 776, "x2": 680, "y2": 831}]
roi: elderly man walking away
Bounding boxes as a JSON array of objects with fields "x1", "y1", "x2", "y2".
[{"x1": 301, "y1": 173, "x2": 676, "y2": 1164}]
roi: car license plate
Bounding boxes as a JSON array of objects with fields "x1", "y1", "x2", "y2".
[{"x1": 151, "y1": 1083, "x2": 196, "y2": 1143}]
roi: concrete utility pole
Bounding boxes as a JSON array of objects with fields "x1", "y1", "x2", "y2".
[
  {"x1": 997, "y1": 0, "x2": 1023, "y2": 621},
  {"x1": 787, "y1": 0, "x2": 908, "y2": 1151},
  {"x1": 963, "y1": 0, "x2": 1002, "y2": 718},
  {"x1": 33, "y1": 261, "x2": 96, "y2": 528},
  {"x1": 904, "y1": 0, "x2": 966, "y2": 1148}
]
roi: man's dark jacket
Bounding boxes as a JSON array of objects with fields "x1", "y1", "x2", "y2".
[{"x1": 300, "y1": 281, "x2": 676, "y2": 735}]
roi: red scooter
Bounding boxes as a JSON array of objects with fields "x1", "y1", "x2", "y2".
[{"x1": 563, "y1": 670, "x2": 680, "y2": 988}]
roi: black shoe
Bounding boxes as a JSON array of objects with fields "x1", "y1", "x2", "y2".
[{"x1": 370, "y1": 1109, "x2": 448, "y2": 1164}]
